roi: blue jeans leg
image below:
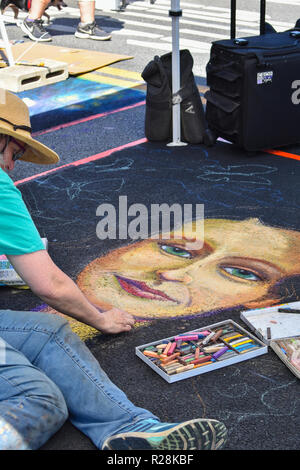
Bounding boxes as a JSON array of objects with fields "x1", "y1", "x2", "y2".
[
  {"x1": 0, "y1": 336, "x2": 68, "y2": 450},
  {"x1": 0, "y1": 310, "x2": 157, "y2": 449}
]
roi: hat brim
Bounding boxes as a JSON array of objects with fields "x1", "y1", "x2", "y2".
[{"x1": 0, "y1": 124, "x2": 59, "y2": 165}]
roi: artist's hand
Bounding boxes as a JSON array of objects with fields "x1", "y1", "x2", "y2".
[
  {"x1": 96, "y1": 307, "x2": 135, "y2": 334},
  {"x1": 0, "y1": 135, "x2": 24, "y2": 171},
  {"x1": 8, "y1": 250, "x2": 135, "y2": 335}
]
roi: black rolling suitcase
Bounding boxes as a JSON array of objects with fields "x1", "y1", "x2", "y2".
[{"x1": 205, "y1": 0, "x2": 300, "y2": 151}]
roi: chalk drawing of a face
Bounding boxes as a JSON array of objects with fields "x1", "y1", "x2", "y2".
[{"x1": 77, "y1": 218, "x2": 300, "y2": 320}]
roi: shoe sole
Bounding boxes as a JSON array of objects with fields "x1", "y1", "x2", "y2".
[
  {"x1": 19, "y1": 22, "x2": 52, "y2": 42},
  {"x1": 74, "y1": 31, "x2": 111, "y2": 41},
  {"x1": 102, "y1": 419, "x2": 227, "y2": 450}
]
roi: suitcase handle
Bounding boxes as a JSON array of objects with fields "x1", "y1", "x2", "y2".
[{"x1": 231, "y1": 0, "x2": 266, "y2": 39}]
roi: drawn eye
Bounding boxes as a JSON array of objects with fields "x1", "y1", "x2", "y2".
[
  {"x1": 160, "y1": 244, "x2": 192, "y2": 258},
  {"x1": 221, "y1": 267, "x2": 261, "y2": 281}
]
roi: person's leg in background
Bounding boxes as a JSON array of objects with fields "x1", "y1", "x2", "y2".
[
  {"x1": 0, "y1": 336, "x2": 68, "y2": 450},
  {"x1": 20, "y1": 0, "x2": 111, "y2": 42},
  {"x1": 75, "y1": 0, "x2": 111, "y2": 40},
  {"x1": 20, "y1": 0, "x2": 52, "y2": 41},
  {"x1": 0, "y1": 310, "x2": 227, "y2": 450}
]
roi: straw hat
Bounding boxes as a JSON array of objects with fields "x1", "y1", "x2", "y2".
[{"x1": 0, "y1": 89, "x2": 59, "y2": 164}]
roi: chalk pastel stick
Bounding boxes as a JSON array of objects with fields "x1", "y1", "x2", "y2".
[
  {"x1": 211, "y1": 329, "x2": 223, "y2": 343},
  {"x1": 180, "y1": 354, "x2": 195, "y2": 360},
  {"x1": 174, "y1": 335, "x2": 199, "y2": 341},
  {"x1": 163, "y1": 361, "x2": 181, "y2": 370},
  {"x1": 203, "y1": 345, "x2": 224, "y2": 353},
  {"x1": 163, "y1": 342, "x2": 173, "y2": 354},
  {"x1": 161, "y1": 352, "x2": 181, "y2": 364},
  {"x1": 202, "y1": 332, "x2": 215, "y2": 345},
  {"x1": 238, "y1": 346, "x2": 261, "y2": 354},
  {"x1": 212, "y1": 346, "x2": 229, "y2": 360},
  {"x1": 230, "y1": 339, "x2": 253, "y2": 347},
  {"x1": 223, "y1": 333, "x2": 243, "y2": 341},
  {"x1": 193, "y1": 361, "x2": 213, "y2": 368},
  {"x1": 235, "y1": 344, "x2": 257, "y2": 352},
  {"x1": 167, "y1": 342, "x2": 177, "y2": 355},
  {"x1": 163, "y1": 359, "x2": 180, "y2": 367},
  {"x1": 177, "y1": 331, "x2": 211, "y2": 338},
  {"x1": 278, "y1": 308, "x2": 300, "y2": 313},
  {"x1": 175, "y1": 364, "x2": 195, "y2": 374},
  {"x1": 219, "y1": 350, "x2": 238, "y2": 359},
  {"x1": 191, "y1": 355, "x2": 212, "y2": 365},
  {"x1": 229, "y1": 337, "x2": 250, "y2": 345},
  {"x1": 143, "y1": 350, "x2": 160, "y2": 358}
]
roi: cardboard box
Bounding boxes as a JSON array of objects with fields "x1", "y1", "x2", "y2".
[{"x1": 240, "y1": 302, "x2": 300, "y2": 378}]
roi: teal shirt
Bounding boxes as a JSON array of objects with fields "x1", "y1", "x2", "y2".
[{"x1": 0, "y1": 169, "x2": 45, "y2": 255}]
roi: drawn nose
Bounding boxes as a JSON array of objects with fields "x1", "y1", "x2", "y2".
[{"x1": 159, "y1": 268, "x2": 193, "y2": 284}]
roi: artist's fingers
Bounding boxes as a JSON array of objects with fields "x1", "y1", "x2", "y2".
[
  {"x1": 123, "y1": 324, "x2": 133, "y2": 331},
  {"x1": 114, "y1": 308, "x2": 135, "y2": 331},
  {"x1": 2, "y1": 146, "x2": 14, "y2": 171},
  {"x1": 124, "y1": 314, "x2": 135, "y2": 326},
  {"x1": 2, "y1": 141, "x2": 20, "y2": 171},
  {"x1": 97, "y1": 307, "x2": 135, "y2": 334},
  {"x1": 0, "y1": 135, "x2": 9, "y2": 170},
  {"x1": 111, "y1": 307, "x2": 135, "y2": 324}
]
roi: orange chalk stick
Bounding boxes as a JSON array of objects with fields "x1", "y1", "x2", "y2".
[
  {"x1": 143, "y1": 350, "x2": 160, "y2": 358},
  {"x1": 193, "y1": 361, "x2": 213, "y2": 368},
  {"x1": 195, "y1": 347, "x2": 200, "y2": 359},
  {"x1": 163, "y1": 342, "x2": 173, "y2": 355},
  {"x1": 161, "y1": 352, "x2": 181, "y2": 364},
  {"x1": 162, "y1": 359, "x2": 180, "y2": 367}
]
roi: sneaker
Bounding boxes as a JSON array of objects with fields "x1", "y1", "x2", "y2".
[
  {"x1": 20, "y1": 18, "x2": 52, "y2": 42},
  {"x1": 102, "y1": 418, "x2": 227, "y2": 450},
  {"x1": 75, "y1": 21, "x2": 111, "y2": 41}
]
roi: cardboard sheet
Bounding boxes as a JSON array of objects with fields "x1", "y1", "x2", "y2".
[
  {"x1": 4, "y1": 42, "x2": 133, "y2": 75},
  {"x1": 240, "y1": 302, "x2": 300, "y2": 378}
]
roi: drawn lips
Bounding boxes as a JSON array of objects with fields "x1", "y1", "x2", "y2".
[{"x1": 115, "y1": 275, "x2": 178, "y2": 303}]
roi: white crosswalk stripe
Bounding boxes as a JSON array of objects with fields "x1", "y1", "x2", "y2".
[
  {"x1": 1, "y1": 0, "x2": 295, "y2": 77},
  {"x1": 99, "y1": 0, "x2": 294, "y2": 75},
  {"x1": 105, "y1": 0, "x2": 294, "y2": 58}
]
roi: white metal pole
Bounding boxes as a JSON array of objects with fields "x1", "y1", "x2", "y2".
[
  {"x1": 0, "y1": 18, "x2": 14, "y2": 67},
  {"x1": 167, "y1": 0, "x2": 187, "y2": 147}
]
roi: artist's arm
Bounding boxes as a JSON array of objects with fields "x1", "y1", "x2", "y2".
[
  {"x1": 7, "y1": 250, "x2": 135, "y2": 334},
  {"x1": 3, "y1": 138, "x2": 134, "y2": 333}
]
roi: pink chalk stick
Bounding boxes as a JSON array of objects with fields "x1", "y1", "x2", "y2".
[
  {"x1": 174, "y1": 335, "x2": 199, "y2": 341},
  {"x1": 167, "y1": 342, "x2": 177, "y2": 356}
]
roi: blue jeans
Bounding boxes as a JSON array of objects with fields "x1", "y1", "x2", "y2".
[{"x1": 0, "y1": 309, "x2": 157, "y2": 450}]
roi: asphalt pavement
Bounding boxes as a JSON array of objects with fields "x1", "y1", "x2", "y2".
[{"x1": 0, "y1": 0, "x2": 300, "y2": 453}]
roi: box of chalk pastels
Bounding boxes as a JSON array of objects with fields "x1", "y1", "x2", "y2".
[{"x1": 135, "y1": 320, "x2": 268, "y2": 383}]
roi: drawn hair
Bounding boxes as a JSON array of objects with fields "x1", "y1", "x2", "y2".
[{"x1": 267, "y1": 274, "x2": 300, "y2": 304}]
